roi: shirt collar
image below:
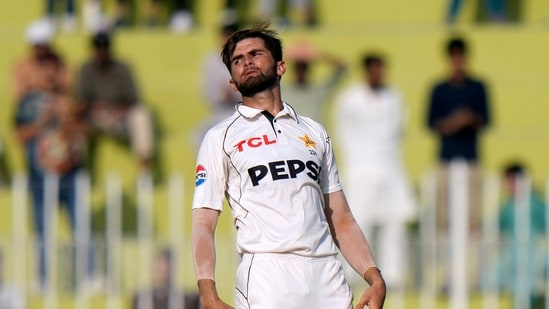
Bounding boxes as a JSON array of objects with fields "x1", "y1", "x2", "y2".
[{"x1": 236, "y1": 101, "x2": 298, "y2": 122}]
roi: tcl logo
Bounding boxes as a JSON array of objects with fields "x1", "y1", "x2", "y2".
[{"x1": 234, "y1": 135, "x2": 276, "y2": 152}]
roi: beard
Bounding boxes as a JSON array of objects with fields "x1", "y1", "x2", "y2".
[{"x1": 234, "y1": 66, "x2": 278, "y2": 97}]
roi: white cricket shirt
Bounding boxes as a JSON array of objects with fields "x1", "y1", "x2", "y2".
[{"x1": 192, "y1": 102, "x2": 342, "y2": 257}]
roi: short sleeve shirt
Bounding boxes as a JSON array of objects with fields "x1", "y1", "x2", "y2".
[{"x1": 192, "y1": 102, "x2": 342, "y2": 257}]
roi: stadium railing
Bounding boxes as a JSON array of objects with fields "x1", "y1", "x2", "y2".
[{"x1": 3, "y1": 161, "x2": 549, "y2": 308}]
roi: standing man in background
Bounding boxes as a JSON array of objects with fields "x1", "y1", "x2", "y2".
[
  {"x1": 334, "y1": 53, "x2": 416, "y2": 290},
  {"x1": 426, "y1": 36, "x2": 491, "y2": 291},
  {"x1": 192, "y1": 23, "x2": 385, "y2": 309},
  {"x1": 427, "y1": 36, "x2": 491, "y2": 234}
]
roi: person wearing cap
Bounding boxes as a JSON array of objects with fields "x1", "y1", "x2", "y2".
[
  {"x1": 13, "y1": 20, "x2": 70, "y2": 104},
  {"x1": 74, "y1": 31, "x2": 157, "y2": 176},
  {"x1": 13, "y1": 20, "x2": 92, "y2": 292}
]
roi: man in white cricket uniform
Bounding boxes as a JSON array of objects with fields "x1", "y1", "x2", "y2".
[
  {"x1": 333, "y1": 54, "x2": 416, "y2": 289},
  {"x1": 191, "y1": 24, "x2": 386, "y2": 309}
]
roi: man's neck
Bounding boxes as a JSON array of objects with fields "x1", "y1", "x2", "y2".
[{"x1": 242, "y1": 88, "x2": 283, "y2": 116}]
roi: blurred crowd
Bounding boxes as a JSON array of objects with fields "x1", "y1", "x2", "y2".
[
  {"x1": 0, "y1": 0, "x2": 545, "y2": 308},
  {"x1": 42, "y1": 0, "x2": 320, "y2": 35}
]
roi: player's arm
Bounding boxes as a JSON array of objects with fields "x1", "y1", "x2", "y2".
[
  {"x1": 192, "y1": 207, "x2": 234, "y2": 309},
  {"x1": 324, "y1": 190, "x2": 386, "y2": 309}
]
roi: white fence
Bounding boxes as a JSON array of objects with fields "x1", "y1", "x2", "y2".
[
  {"x1": 5, "y1": 171, "x2": 200, "y2": 309},
  {"x1": 3, "y1": 161, "x2": 549, "y2": 308}
]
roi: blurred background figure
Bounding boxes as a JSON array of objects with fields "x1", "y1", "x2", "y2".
[
  {"x1": 426, "y1": 36, "x2": 490, "y2": 235},
  {"x1": 13, "y1": 20, "x2": 70, "y2": 106},
  {"x1": 426, "y1": 36, "x2": 491, "y2": 291},
  {"x1": 44, "y1": 0, "x2": 77, "y2": 33},
  {"x1": 282, "y1": 40, "x2": 346, "y2": 123},
  {"x1": 195, "y1": 22, "x2": 241, "y2": 147},
  {"x1": 333, "y1": 53, "x2": 417, "y2": 290},
  {"x1": 0, "y1": 250, "x2": 26, "y2": 309},
  {"x1": 82, "y1": 0, "x2": 107, "y2": 33},
  {"x1": 113, "y1": 0, "x2": 196, "y2": 33},
  {"x1": 131, "y1": 248, "x2": 200, "y2": 309},
  {"x1": 256, "y1": 0, "x2": 318, "y2": 27},
  {"x1": 485, "y1": 162, "x2": 547, "y2": 308},
  {"x1": 13, "y1": 46, "x2": 89, "y2": 291},
  {"x1": 74, "y1": 31, "x2": 157, "y2": 179},
  {"x1": 167, "y1": 0, "x2": 196, "y2": 34},
  {"x1": 447, "y1": 0, "x2": 509, "y2": 24},
  {"x1": 112, "y1": 0, "x2": 134, "y2": 28}
]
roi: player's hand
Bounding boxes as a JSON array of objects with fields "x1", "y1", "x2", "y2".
[
  {"x1": 354, "y1": 268, "x2": 386, "y2": 309},
  {"x1": 355, "y1": 281, "x2": 386, "y2": 309},
  {"x1": 198, "y1": 279, "x2": 235, "y2": 309}
]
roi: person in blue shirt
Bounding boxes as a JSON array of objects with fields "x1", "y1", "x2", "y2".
[
  {"x1": 426, "y1": 36, "x2": 492, "y2": 293},
  {"x1": 427, "y1": 37, "x2": 490, "y2": 165},
  {"x1": 427, "y1": 36, "x2": 491, "y2": 233}
]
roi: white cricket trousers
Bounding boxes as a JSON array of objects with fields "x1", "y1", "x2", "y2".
[{"x1": 235, "y1": 253, "x2": 353, "y2": 309}]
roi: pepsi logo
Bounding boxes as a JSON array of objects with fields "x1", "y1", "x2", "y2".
[{"x1": 195, "y1": 165, "x2": 207, "y2": 186}]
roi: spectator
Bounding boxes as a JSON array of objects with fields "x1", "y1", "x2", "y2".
[
  {"x1": 74, "y1": 31, "x2": 157, "y2": 178},
  {"x1": 112, "y1": 0, "x2": 134, "y2": 27},
  {"x1": 13, "y1": 20, "x2": 70, "y2": 105},
  {"x1": 486, "y1": 162, "x2": 547, "y2": 308},
  {"x1": 14, "y1": 51, "x2": 89, "y2": 291},
  {"x1": 113, "y1": 0, "x2": 196, "y2": 33},
  {"x1": 82, "y1": 0, "x2": 106, "y2": 32},
  {"x1": 195, "y1": 22, "x2": 241, "y2": 147},
  {"x1": 447, "y1": 0, "x2": 508, "y2": 24},
  {"x1": 0, "y1": 250, "x2": 26, "y2": 309},
  {"x1": 44, "y1": 0, "x2": 77, "y2": 32},
  {"x1": 426, "y1": 36, "x2": 491, "y2": 234},
  {"x1": 282, "y1": 40, "x2": 346, "y2": 124},
  {"x1": 131, "y1": 248, "x2": 200, "y2": 309},
  {"x1": 167, "y1": 0, "x2": 196, "y2": 34},
  {"x1": 333, "y1": 53, "x2": 417, "y2": 290},
  {"x1": 426, "y1": 36, "x2": 491, "y2": 292}
]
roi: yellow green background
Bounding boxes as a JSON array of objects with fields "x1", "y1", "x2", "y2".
[{"x1": 0, "y1": 0, "x2": 547, "y2": 307}]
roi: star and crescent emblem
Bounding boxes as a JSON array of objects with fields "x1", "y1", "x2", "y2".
[{"x1": 299, "y1": 134, "x2": 316, "y2": 149}]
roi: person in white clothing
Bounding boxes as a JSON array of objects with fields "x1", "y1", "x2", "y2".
[
  {"x1": 192, "y1": 23, "x2": 386, "y2": 309},
  {"x1": 333, "y1": 53, "x2": 416, "y2": 290}
]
